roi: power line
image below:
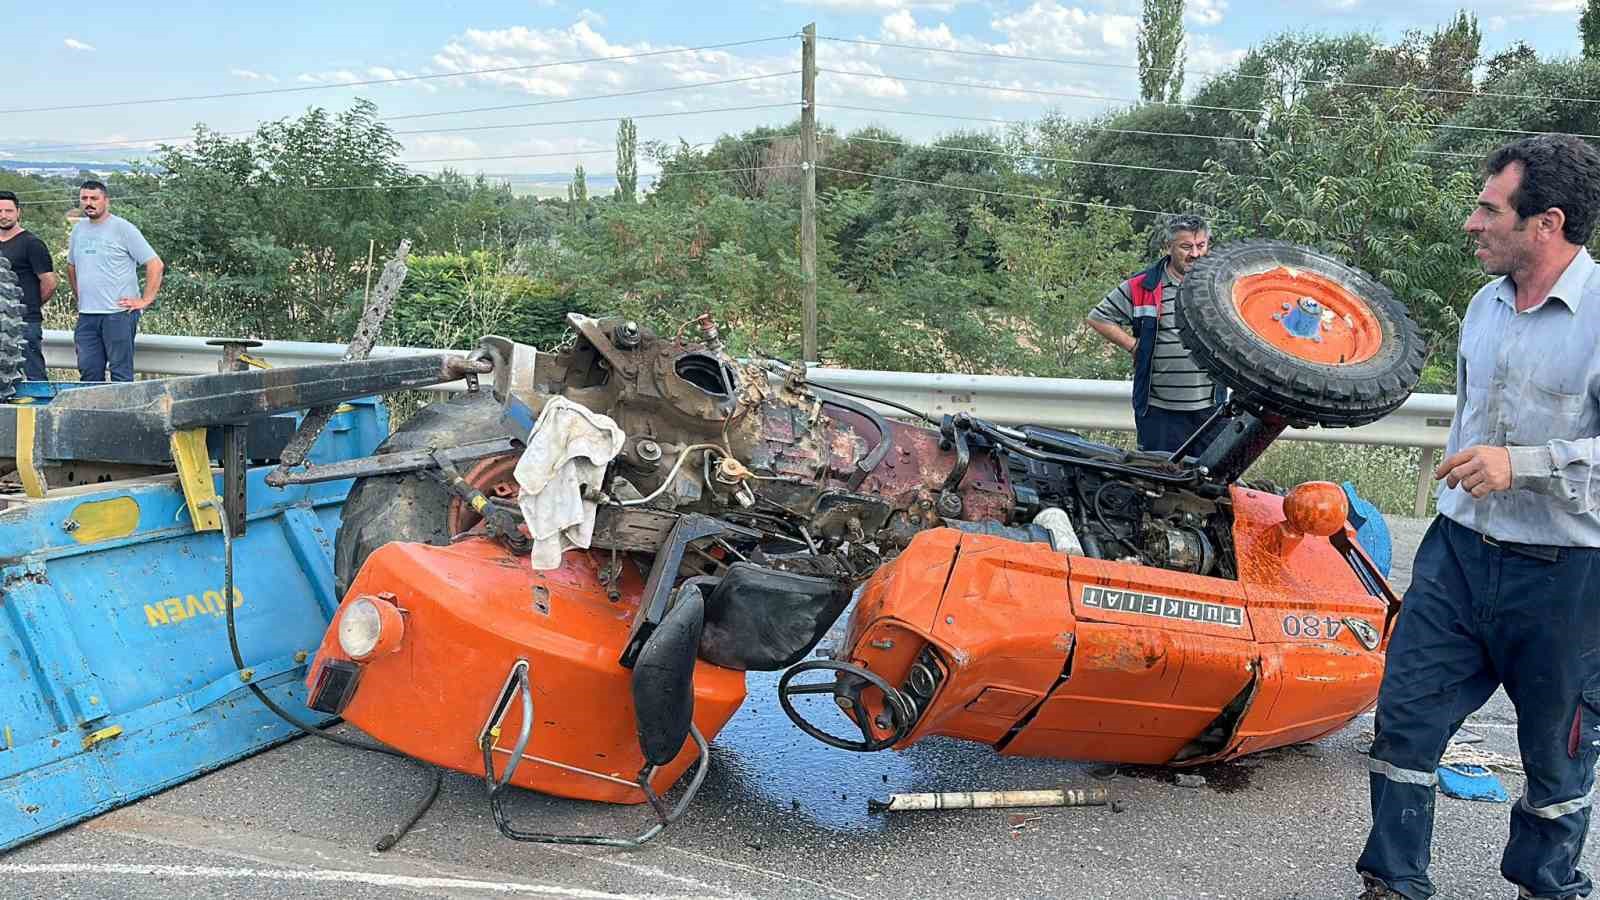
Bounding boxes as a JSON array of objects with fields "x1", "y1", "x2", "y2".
[
  {"x1": 815, "y1": 165, "x2": 1217, "y2": 220},
  {"x1": 834, "y1": 134, "x2": 1269, "y2": 180},
  {"x1": 815, "y1": 102, "x2": 1260, "y2": 144},
  {"x1": 25, "y1": 165, "x2": 804, "y2": 205},
  {"x1": 388, "y1": 103, "x2": 801, "y2": 137},
  {"x1": 385, "y1": 71, "x2": 796, "y2": 121},
  {"x1": 828, "y1": 69, "x2": 1600, "y2": 141},
  {"x1": 2, "y1": 81, "x2": 798, "y2": 155},
  {"x1": 815, "y1": 34, "x2": 1600, "y2": 108},
  {"x1": 0, "y1": 35, "x2": 799, "y2": 115},
  {"x1": 819, "y1": 68, "x2": 1259, "y2": 117}
]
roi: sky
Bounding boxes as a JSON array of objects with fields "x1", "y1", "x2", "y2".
[{"x1": 0, "y1": 0, "x2": 1589, "y2": 185}]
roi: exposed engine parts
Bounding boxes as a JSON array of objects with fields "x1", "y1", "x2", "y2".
[{"x1": 509, "y1": 314, "x2": 1244, "y2": 586}]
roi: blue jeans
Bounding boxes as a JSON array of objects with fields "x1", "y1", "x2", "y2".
[
  {"x1": 74, "y1": 311, "x2": 140, "y2": 382},
  {"x1": 22, "y1": 320, "x2": 46, "y2": 381},
  {"x1": 1358, "y1": 516, "x2": 1600, "y2": 899},
  {"x1": 1134, "y1": 405, "x2": 1217, "y2": 453}
]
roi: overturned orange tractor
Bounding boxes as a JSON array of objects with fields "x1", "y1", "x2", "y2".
[{"x1": 305, "y1": 242, "x2": 1423, "y2": 845}]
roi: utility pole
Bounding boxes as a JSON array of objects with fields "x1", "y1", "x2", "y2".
[{"x1": 800, "y1": 23, "x2": 818, "y2": 362}]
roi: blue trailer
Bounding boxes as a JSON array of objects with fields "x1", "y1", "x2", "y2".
[{"x1": 0, "y1": 380, "x2": 396, "y2": 852}]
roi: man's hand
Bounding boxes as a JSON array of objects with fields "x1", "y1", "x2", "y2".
[
  {"x1": 1435, "y1": 445, "x2": 1512, "y2": 498},
  {"x1": 1086, "y1": 318, "x2": 1137, "y2": 354},
  {"x1": 117, "y1": 296, "x2": 153, "y2": 311}
]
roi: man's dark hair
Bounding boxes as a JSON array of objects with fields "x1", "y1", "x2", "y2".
[
  {"x1": 0, "y1": 190, "x2": 17, "y2": 208},
  {"x1": 79, "y1": 179, "x2": 109, "y2": 196},
  {"x1": 1160, "y1": 213, "x2": 1209, "y2": 246},
  {"x1": 1485, "y1": 135, "x2": 1600, "y2": 245}
]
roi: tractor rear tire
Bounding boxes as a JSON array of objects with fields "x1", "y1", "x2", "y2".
[
  {"x1": 333, "y1": 391, "x2": 509, "y2": 596},
  {"x1": 0, "y1": 258, "x2": 31, "y2": 399},
  {"x1": 1176, "y1": 241, "x2": 1425, "y2": 428}
]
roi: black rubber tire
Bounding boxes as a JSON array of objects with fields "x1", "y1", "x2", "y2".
[
  {"x1": 0, "y1": 258, "x2": 30, "y2": 399},
  {"x1": 1176, "y1": 241, "x2": 1425, "y2": 428},
  {"x1": 333, "y1": 392, "x2": 508, "y2": 596}
]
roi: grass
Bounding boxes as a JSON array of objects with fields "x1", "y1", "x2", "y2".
[{"x1": 1083, "y1": 429, "x2": 1436, "y2": 518}]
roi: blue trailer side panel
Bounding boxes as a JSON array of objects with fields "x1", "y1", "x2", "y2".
[{"x1": 0, "y1": 400, "x2": 386, "y2": 851}]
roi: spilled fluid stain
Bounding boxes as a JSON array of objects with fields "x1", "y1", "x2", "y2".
[
  {"x1": 707, "y1": 669, "x2": 926, "y2": 832},
  {"x1": 1113, "y1": 760, "x2": 1259, "y2": 794},
  {"x1": 707, "y1": 667, "x2": 1113, "y2": 833}
]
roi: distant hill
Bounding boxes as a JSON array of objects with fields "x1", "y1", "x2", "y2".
[{"x1": 0, "y1": 160, "x2": 139, "y2": 176}]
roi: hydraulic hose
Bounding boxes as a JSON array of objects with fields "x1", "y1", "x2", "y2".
[{"x1": 202, "y1": 496, "x2": 442, "y2": 851}]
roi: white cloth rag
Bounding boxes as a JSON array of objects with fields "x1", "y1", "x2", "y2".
[{"x1": 514, "y1": 397, "x2": 626, "y2": 570}]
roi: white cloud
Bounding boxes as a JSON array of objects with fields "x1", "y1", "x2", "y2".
[
  {"x1": 881, "y1": 9, "x2": 962, "y2": 48},
  {"x1": 63, "y1": 38, "x2": 95, "y2": 52},
  {"x1": 1187, "y1": 34, "x2": 1247, "y2": 78},
  {"x1": 230, "y1": 68, "x2": 278, "y2": 83},
  {"x1": 1187, "y1": 0, "x2": 1226, "y2": 27},
  {"x1": 990, "y1": 3, "x2": 1140, "y2": 57},
  {"x1": 786, "y1": 0, "x2": 965, "y2": 10},
  {"x1": 1485, "y1": 14, "x2": 1509, "y2": 30},
  {"x1": 295, "y1": 67, "x2": 439, "y2": 92}
]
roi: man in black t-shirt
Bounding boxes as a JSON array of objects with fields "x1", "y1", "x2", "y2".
[{"x1": 0, "y1": 191, "x2": 58, "y2": 381}]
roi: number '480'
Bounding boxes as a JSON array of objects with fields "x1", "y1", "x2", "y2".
[{"x1": 1281, "y1": 615, "x2": 1343, "y2": 640}]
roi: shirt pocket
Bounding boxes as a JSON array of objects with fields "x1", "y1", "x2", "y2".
[
  {"x1": 1510, "y1": 380, "x2": 1587, "y2": 444},
  {"x1": 1459, "y1": 382, "x2": 1499, "y2": 447}
]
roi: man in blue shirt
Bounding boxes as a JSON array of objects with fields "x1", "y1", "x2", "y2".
[
  {"x1": 1357, "y1": 135, "x2": 1600, "y2": 899},
  {"x1": 66, "y1": 180, "x2": 163, "y2": 382}
]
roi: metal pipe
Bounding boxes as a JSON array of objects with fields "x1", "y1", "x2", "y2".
[{"x1": 868, "y1": 786, "x2": 1111, "y2": 813}]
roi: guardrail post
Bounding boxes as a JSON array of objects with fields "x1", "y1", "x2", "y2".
[{"x1": 1414, "y1": 448, "x2": 1437, "y2": 518}]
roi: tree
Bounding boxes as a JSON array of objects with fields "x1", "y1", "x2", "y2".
[
  {"x1": 1340, "y1": 12, "x2": 1480, "y2": 116},
  {"x1": 615, "y1": 118, "x2": 637, "y2": 203},
  {"x1": 1584, "y1": 0, "x2": 1600, "y2": 62},
  {"x1": 123, "y1": 100, "x2": 430, "y2": 341},
  {"x1": 1483, "y1": 41, "x2": 1539, "y2": 87},
  {"x1": 568, "y1": 164, "x2": 588, "y2": 206},
  {"x1": 1138, "y1": 0, "x2": 1185, "y2": 103}
]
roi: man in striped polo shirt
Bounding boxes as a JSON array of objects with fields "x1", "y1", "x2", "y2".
[{"x1": 1087, "y1": 214, "x2": 1224, "y2": 452}]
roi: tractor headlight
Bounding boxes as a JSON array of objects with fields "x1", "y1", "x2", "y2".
[
  {"x1": 338, "y1": 595, "x2": 404, "y2": 661},
  {"x1": 338, "y1": 598, "x2": 383, "y2": 658}
]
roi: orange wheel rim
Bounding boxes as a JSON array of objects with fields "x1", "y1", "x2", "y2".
[
  {"x1": 1230, "y1": 267, "x2": 1383, "y2": 365},
  {"x1": 447, "y1": 454, "x2": 520, "y2": 535}
]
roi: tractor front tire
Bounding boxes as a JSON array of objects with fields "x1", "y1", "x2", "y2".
[
  {"x1": 1176, "y1": 241, "x2": 1425, "y2": 428},
  {"x1": 333, "y1": 392, "x2": 510, "y2": 596}
]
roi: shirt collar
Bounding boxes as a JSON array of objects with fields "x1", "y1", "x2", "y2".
[{"x1": 1493, "y1": 248, "x2": 1596, "y2": 313}]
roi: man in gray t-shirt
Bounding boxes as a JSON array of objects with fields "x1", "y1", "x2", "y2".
[{"x1": 66, "y1": 180, "x2": 164, "y2": 382}]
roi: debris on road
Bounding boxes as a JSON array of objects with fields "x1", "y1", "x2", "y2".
[
  {"x1": 868, "y1": 786, "x2": 1110, "y2": 813},
  {"x1": 1174, "y1": 774, "x2": 1207, "y2": 789}
]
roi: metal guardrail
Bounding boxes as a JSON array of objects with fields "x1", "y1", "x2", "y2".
[{"x1": 41, "y1": 329, "x2": 1453, "y2": 513}]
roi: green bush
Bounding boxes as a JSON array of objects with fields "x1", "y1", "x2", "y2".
[{"x1": 383, "y1": 252, "x2": 588, "y2": 351}]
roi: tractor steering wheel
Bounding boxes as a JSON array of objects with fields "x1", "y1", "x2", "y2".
[{"x1": 777, "y1": 659, "x2": 916, "y2": 752}]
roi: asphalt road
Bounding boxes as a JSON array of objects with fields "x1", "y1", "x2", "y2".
[{"x1": 2, "y1": 517, "x2": 1562, "y2": 900}]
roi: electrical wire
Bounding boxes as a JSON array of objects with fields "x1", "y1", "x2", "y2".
[
  {"x1": 200, "y1": 496, "x2": 442, "y2": 852},
  {"x1": 0, "y1": 35, "x2": 799, "y2": 114},
  {"x1": 4, "y1": 164, "x2": 803, "y2": 204},
  {"x1": 385, "y1": 71, "x2": 797, "y2": 121},
  {"x1": 825, "y1": 68, "x2": 1600, "y2": 140},
  {"x1": 2, "y1": 101, "x2": 801, "y2": 156},
  {"x1": 815, "y1": 34, "x2": 1600, "y2": 108},
  {"x1": 831, "y1": 133, "x2": 1268, "y2": 180},
  {"x1": 814, "y1": 164, "x2": 1223, "y2": 221},
  {"x1": 815, "y1": 102, "x2": 1261, "y2": 144}
]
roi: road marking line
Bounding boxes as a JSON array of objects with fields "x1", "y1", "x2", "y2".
[
  {"x1": 0, "y1": 863, "x2": 709, "y2": 899},
  {"x1": 666, "y1": 846, "x2": 866, "y2": 900},
  {"x1": 84, "y1": 807, "x2": 738, "y2": 899}
]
